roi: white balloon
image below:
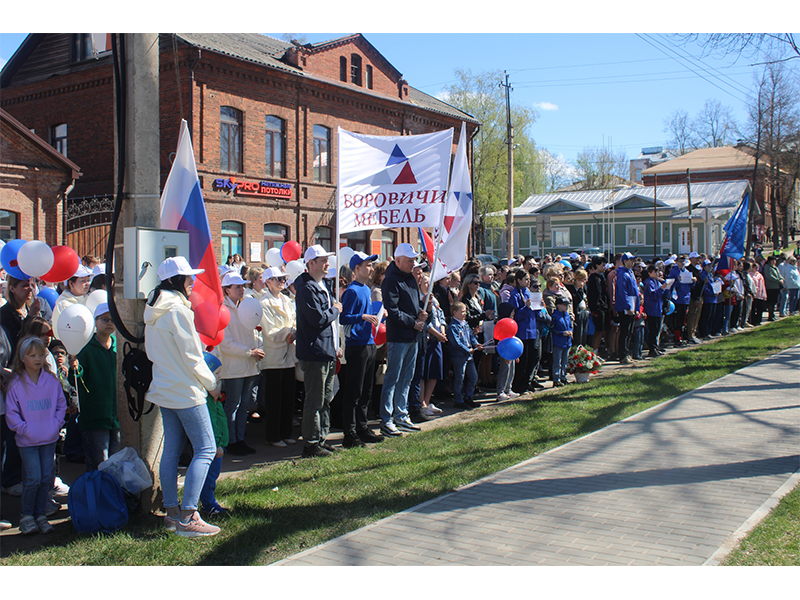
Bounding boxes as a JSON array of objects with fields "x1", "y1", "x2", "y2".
[
  {"x1": 237, "y1": 297, "x2": 263, "y2": 330},
  {"x1": 16, "y1": 241, "x2": 54, "y2": 278},
  {"x1": 265, "y1": 247, "x2": 284, "y2": 267},
  {"x1": 57, "y1": 304, "x2": 95, "y2": 355},
  {"x1": 327, "y1": 256, "x2": 337, "y2": 272},
  {"x1": 339, "y1": 246, "x2": 356, "y2": 267},
  {"x1": 284, "y1": 259, "x2": 306, "y2": 283},
  {"x1": 84, "y1": 289, "x2": 108, "y2": 317}
]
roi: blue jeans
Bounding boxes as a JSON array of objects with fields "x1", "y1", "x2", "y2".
[
  {"x1": 380, "y1": 342, "x2": 418, "y2": 424},
  {"x1": 199, "y1": 452, "x2": 223, "y2": 510},
  {"x1": 451, "y1": 354, "x2": 477, "y2": 404},
  {"x1": 552, "y1": 346, "x2": 569, "y2": 382},
  {"x1": 407, "y1": 338, "x2": 426, "y2": 413},
  {"x1": 18, "y1": 442, "x2": 56, "y2": 517},
  {"x1": 632, "y1": 325, "x2": 645, "y2": 359},
  {"x1": 81, "y1": 428, "x2": 121, "y2": 472},
  {"x1": 222, "y1": 375, "x2": 259, "y2": 444},
  {"x1": 299, "y1": 359, "x2": 336, "y2": 446},
  {"x1": 788, "y1": 289, "x2": 799, "y2": 314},
  {"x1": 159, "y1": 404, "x2": 216, "y2": 512}
]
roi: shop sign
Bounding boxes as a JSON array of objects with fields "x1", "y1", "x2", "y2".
[{"x1": 212, "y1": 177, "x2": 292, "y2": 199}]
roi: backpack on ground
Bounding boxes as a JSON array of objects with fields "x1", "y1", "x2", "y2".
[
  {"x1": 122, "y1": 341, "x2": 155, "y2": 421},
  {"x1": 68, "y1": 470, "x2": 129, "y2": 534}
]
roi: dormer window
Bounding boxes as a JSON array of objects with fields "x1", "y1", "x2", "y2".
[{"x1": 350, "y1": 54, "x2": 362, "y2": 86}]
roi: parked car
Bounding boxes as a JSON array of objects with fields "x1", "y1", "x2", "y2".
[
  {"x1": 581, "y1": 247, "x2": 605, "y2": 258},
  {"x1": 475, "y1": 254, "x2": 500, "y2": 267}
]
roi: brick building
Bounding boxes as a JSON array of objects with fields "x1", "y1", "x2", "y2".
[
  {"x1": 1, "y1": 33, "x2": 479, "y2": 264},
  {"x1": 0, "y1": 107, "x2": 82, "y2": 246}
]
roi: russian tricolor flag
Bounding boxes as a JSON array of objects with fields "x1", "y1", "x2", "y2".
[{"x1": 160, "y1": 119, "x2": 224, "y2": 344}]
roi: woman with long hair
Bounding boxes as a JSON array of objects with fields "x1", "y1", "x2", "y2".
[{"x1": 143, "y1": 256, "x2": 221, "y2": 537}]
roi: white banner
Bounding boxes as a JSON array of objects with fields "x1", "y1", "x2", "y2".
[{"x1": 337, "y1": 128, "x2": 453, "y2": 234}]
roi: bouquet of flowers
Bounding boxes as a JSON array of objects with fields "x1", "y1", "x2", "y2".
[{"x1": 567, "y1": 345, "x2": 603, "y2": 374}]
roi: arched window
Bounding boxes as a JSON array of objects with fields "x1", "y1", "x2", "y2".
[
  {"x1": 221, "y1": 221, "x2": 243, "y2": 262},
  {"x1": 220, "y1": 106, "x2": 242, "y2": 172},
  {"x1": 264, "y1": 223, "x2": 289, "y2": 250},
  {"x1": 265, "y1": 116, "x2": 285, "y2": 178},
  {"x1": 314, "y1": 226, "x2": 332, "y2": 252},
  {"x1": 350, "y1": 54, "x2": 362, "y2": 86},
  {"x1": 313, "y1": 125, "x2": 330, "y2": 183}
]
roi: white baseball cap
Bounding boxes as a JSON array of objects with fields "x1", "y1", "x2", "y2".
[
  {"x1": 262, "y1": 266, "x2": 286, "y2": 281},
  {"x1": 304, "y1": 244, "x2": 335, "y2": 264},
  {"x1": 91, "y1": 263, "x2": 106, "y2": 276},
  {"x1": 394, "y1": 243, "x2": 418, "y2": 259},
  {"x1": 688, "y1": 251, "x2": 700, "y2": 259},
  {"x1": 72, "y1": 265, "x2": 93, "y2": 278},
  {"x1": 157, "y1": 256, "x2": 204, "y2": 281},
  {"x1": 221, "y1": 272, "x2": 247, "y2": 286},
  {"x1": 569, "y1": 252, "x2": 579, "y2": 260},
  {"x1": 93, "y1": 302, "x2": 110, "y2": 319}
]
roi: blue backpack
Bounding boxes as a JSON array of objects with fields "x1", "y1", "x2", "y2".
[{"x1": 68, "y1": 471, "x2": 129, "y2": 534}]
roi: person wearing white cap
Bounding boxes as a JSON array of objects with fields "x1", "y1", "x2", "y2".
[
  {"x1": 72, "y1": 302, "x2": 121, "y2": 472},
  {"x1": 143, "y1": 256, "x2": 221, "y2": 537},
  {"x1": 51, "y1": 264, "x2": 92, "y2": 339},
  {"x1": 256, "y1": 266, "x2": 298, "y2": 448},
  {"x1": 217, "y1": 271, "x2": 264, "y2": 456},
  {"x1": 89, "y1": 263, "x2": 107, "y2": 292},
  {"x1": 295, "y1": 245, "x2": 342, "y2": 457},
  {"x1": 379, "y1": 243, "x2": 428, "y2": 436}
]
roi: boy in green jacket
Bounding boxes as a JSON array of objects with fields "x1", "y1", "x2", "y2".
[
  {"x1": 73, "y1": 303, "x2": 120, "y2": 471},
  {"x1": 200, "y1": 354, "x2": 230, "y2": 516}
]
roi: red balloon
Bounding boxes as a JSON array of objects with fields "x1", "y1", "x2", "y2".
[
  {"x1": 218, "y1": 304, "x2": 231, "y2": 330},
  {"x1": 280, "y1": 240, "x2": 302, "y2": 263},
  {"x1": 211, "y1": 328, "x2": 225, "y2": 346},
  {"x1": 40, "y1": 246, "x2": 80, "y2": 283},
  {"x1": 374, "y1": 322, "x2": 387, "y2": 345},
  {"x1": 493, "y1": 317, "x2": 518, "y2": 341},
  {"x1": 192, "y1": 299, "x2": 221, "y2": 340}
]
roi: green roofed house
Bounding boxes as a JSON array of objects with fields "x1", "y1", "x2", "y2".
[{"x1": 486, "y1": 179, "x2": 752, "y2": 261}]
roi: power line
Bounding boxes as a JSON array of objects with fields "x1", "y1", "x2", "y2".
[{"x1": 513, "y1": 67, "x2": 752, "y2": 88}]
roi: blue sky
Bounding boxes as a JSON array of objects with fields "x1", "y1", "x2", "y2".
[{"x1": 2, "y1": 8, "x2": 796, "y2": 169}]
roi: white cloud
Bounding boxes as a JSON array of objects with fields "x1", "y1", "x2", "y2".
[{"x1": 534, "y1": 101, "x2": 559, "y2": 111}]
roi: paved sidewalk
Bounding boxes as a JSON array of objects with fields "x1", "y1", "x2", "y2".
[{"x1": 276, "y1": 345, "x2": 800, "y2": 566}]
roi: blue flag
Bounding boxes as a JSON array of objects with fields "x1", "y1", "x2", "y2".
[{"x1": 717, "y1": 192, "x2": 749, "y2": 269}]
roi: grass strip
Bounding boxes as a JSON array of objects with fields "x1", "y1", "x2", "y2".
[{"x1": 2, "y1": 316, "x2": 798, "y2": 566}]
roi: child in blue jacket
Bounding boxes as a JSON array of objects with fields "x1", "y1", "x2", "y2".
[
  {"x1": 447, "y1": 301, "x2": 483, "y2": 409},
  {"x1": 551, "y1": 297, "x2": 573, "y2": 386}
]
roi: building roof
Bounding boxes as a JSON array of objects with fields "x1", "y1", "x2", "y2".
[
  {"x1": 1, "y1": 107, "x2": 83, "y2": 179},
  {"x1": 641, "y1": 145, "x2": 758, "y2": 175},
  {"x1": 501, "y1": 180, "x2": 750, "y2": 218},
  {"x1": 175, "y1": 33, "x2": 478, "y2": 125}
]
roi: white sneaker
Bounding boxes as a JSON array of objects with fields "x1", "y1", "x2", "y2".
[
  {"x1": 52, "y1": 476, "x2": 70, "y2": 496},
  {"x1": 269, "y1": 440, "x2": 288, "y2": 448},
  {"x1": 176, "y1": 511, "x2": 220, "y2": 538},
  {"x1": 0, "y1": 519, "x2": 11, "y2": 531},
  {"x1": 507, "y1": 391, "x2": 520, "y2": 399},
  {"x1": 380, "y1": 421, "x2": 402, "y2": 436},
  {"x1": 395, "y1": 418, "x2": 421, "y2": 431},
  {"x1": 428, "y1": 403, "x2": 443, "y2": 414},
  {"x1": 496, "y1": 393, "x2": 510, "y2": 402},
  {"x1": 421, "y1": 406, "x2": 436, "y2": 416}
]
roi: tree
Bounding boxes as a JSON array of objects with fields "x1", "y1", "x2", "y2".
[
  {"x1": 675, "y1": 34, "x2": 799, "y2": 63},
  {"x1": 538, "y1": 148, "x2": 576, "y2": 192},
  {"x1": 441, "y1": 68, "x2": 539, "y2": 252},
  {"x1": 664, "y1": 109, "x2": 694, "y2": 156},
  {"x1": 664, "y1": 100, "x2": 738, "y2": 156},
  {"x1": 573, "y1": 146, "x2": 629, "y2": 190}
]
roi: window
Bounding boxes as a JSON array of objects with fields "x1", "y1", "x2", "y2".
[
  {"x1": 584, "y1": 224, "x2": 592, "y2": 246},
  {"x1": 339, "y1": 57, "x2": 347, "y2": 82},
  {"x1": 634, "y1": 168, "x2": 643, "y2": 183},
  {"x1": 0, "y1": 210, "x2": 19, "y2": 243},
  {"x1": 72, "y1": 34, "x2": 110, "y2": 62},
  {"x1": 220, "y1": 107, "x2": 242, "y2": 172},
  {"x1": 263, "y1": 223, "x2": 288, "y2": 250},
  {"x1": 51, "y1": 123, "x2": 67, "y2": 157},
  {"x1": 552, "y1": 228, "x2": 570, "y2": 248},
  {"x1": 381, "y1": 230, "x2": 396, "y2": 261},
  {"x1": 265, "y1": 116, "x2": 285, "y2": 178},
  {"x1": 663, "y1": 223, "x2": 670, "y2": 242},
  {"x1": 314, "y1": 226, "x2": 333, "y2": 252},
  {"x1": 350, "y1": 54, "x2": 362, "y2": 86},
  {"x1": 627, "y1": 225, "x2": 645, "y2": 246},
  {"x1": 344, "y1": 231, "x2": 368, "y2": 253},
  {"x1": 313, "y1": 125, "x2": 330, "y2": 183},
  {"x1": 221, "y1": 221, "x2": 243, "y2": 261},
  {"x1": 366, "y1": 65, "x2": 373, "y2": 90}
]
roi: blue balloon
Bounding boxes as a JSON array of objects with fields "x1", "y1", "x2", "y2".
[
  {"x1": 0, "y1": 239, "x2": 30, "y2": 280},
  {"x1": 497, "y1": 336, "x2": 524, "y2": 361},
  {"x1": 666, "y1": 301, "x2": 675, "y2": 316},
  {"x1": 37, "y1": 286, "x2": 59, "y2": 310},
  {"x1": 203, "y1": 351, "x2": 222, "y2": 374}
]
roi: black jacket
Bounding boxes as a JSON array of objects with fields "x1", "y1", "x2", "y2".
[
  {"x1": 294, "y1": 272, "x2": 339, "y2": 362},
  {"x1": 381, "y1": 261, "x2": 422, "y2": 343},
  {"x1": 586, "y1": 272, "x2": 608, "y2": 313}
]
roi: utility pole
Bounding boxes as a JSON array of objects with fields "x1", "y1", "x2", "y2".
[
  {"x1": 502, "y1": 71, "x2": 514, "y2": 260},
  {"x1": 686, "y1": 169, "x2": 694, "y2": 252},
  {"x1": 653, "y1": 173, "x2": 658, "y2": 260}
]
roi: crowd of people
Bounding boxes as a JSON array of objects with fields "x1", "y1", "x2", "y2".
[{"x1": 1, "y1": 240, "x2": 798, "y2": 538}]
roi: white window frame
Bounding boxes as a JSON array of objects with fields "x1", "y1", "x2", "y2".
[
  {"x1": 552, "y1": 227, "x2": 570, "y2": 248},
  {"x1": 626, "y1": 224, "x2": 645, "y2": 246}
]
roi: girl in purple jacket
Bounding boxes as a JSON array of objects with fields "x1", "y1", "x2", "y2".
[{"x1": 5, "y1": 336, "x2": 66, "y2": 534}]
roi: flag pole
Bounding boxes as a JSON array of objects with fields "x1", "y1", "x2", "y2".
[{"x1": 423, "y1": 125, "x2": 459, "y2": 311}]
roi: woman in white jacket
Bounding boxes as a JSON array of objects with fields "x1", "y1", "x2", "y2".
[
  {"x1": 257, "y1": 267, "x2": 298, "y2": 447},
  {"x1": 218, "y1": 272, "x2": 264, "y2": 456},
  {"x1": 51, "y1": 265, "x2": 92, "y2": 337},
  {"x1": 144, "y1": 256, "x2": 220, "y2": 538}
]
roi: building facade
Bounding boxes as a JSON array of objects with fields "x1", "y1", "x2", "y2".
[{"x1": 1, "y1": 33, "x2": 479, "y2": 264}]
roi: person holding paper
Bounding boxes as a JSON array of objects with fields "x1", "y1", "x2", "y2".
[
  {"x1": 510, "y1": 270, "x2": 548, "y2": 394},
  {"x1": 666, "y1": 255, "x2": 696, "y2": 347},
  {"x1": 614, "y1": 252, "x2": 640, "y2": 365}
]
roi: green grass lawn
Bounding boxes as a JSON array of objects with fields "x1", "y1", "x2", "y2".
[{"x1": 2, "y1": 317, "x2": 798, "y2": 566}]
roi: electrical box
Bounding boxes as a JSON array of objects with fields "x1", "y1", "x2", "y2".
[{"x1": 124, "y1": 227, "x2": 190, "y2": 300}]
